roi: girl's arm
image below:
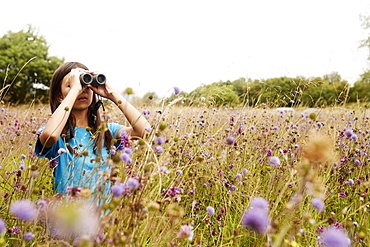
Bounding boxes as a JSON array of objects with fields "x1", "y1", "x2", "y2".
[
  {"x1": 39, "y1": 69, "x2": 83, "y2": 147},
  {"x1": 111, "y1": 91, "x2": 151, "y2": 138},
  {"x1": 90, "y1": 83, "x2": 151, "y2": 138}
]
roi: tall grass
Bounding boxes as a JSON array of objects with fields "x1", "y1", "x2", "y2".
[{"x1": 0, "y1": 101, "x2": 368, "y2": 246}]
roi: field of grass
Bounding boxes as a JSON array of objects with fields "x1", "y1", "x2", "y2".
[{"x1": 0, "y1": 101, "x2": 369, "y2": 246}]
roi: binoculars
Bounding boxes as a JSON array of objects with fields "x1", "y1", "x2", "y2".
[{"x1": 80, "y1": 73, "x2": 106, "y2": 87}]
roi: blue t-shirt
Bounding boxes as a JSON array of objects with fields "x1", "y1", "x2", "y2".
[{"x1": 35, "y1": 123, "x2": 123, "y2": 196}]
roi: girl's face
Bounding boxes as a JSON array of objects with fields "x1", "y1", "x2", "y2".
[{"x1": 59, "y1": 70, "x2": 94, "y2": 111}]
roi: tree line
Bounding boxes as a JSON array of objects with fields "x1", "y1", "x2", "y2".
[{"x1": 174, "y1": 71, "x2": 370, "y2": 107}]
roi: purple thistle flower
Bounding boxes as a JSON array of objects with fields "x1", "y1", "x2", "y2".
[
  {"x1": 19, "y1": 160, "x2": 25, "y2": 170},
  {"x1": 241, "y1": 208, "x2": 270, "y2": 234},
  {"x1": 142, "y1": 109, "x2": 151, "y2": 115},
  {"x1": 0, "y1": 218, "x2": 6, "y2": 234},
  {"x1": 235, "y1": 173, "x2": 242, "y2": 180},
  {"x1": 23, "y1": 232, "x2": 35, "y2": 241},
  {"x1": 206, "y1": 206, "x2": 215, "y2": 216},
  {"x1": 319, "y1": 226, "x2": 351, "y2": 247},
  {"x1": 11, "y1": 226, "x2": 20, "y2": 235},
  {"x1": 123, "y1": 147, "x2": 133, "y2": 156},
  {"x1": 174, "y1": 87, "x2": 181, "y2": 95},
  {"x1": 155, "y1": 136, "x2": 165, "y2": 145},
  {"x1": 155, "y1": 146, "x2": 164, "y2": 155},
  {"x1": 10, "y1": 199, "x2": 38, "y2": 221},
  {"x1": 126, "y1": 177, "x2": 140, "y2": 190},
  {"x1": 36, "y1": 199, "x2": 48, "y2": 211},
  {"x1": 226, "y1": 136, "x2": 235, "y2": 145},
  {"x1": 120, "y1": 131, "x2": 128, "y2": 139},
  {"x1": 250, "y1": 197, "x2": 269, "y2": 211},
  {"x1": 344, "y1": 129, "x2": 353, "y2": 138},
  {"x1": 268, "y1": 156, "x2": 281, "y2": 166},
  {"x1": 120, "y1": 153, "x2": 132, "y2": 164},
  {"x1": 311, "y1": 198, "x2": 325, "y2": 213},
  {"x1": 49, "y1": 158, "x2": 58, "y2": 169},
  {"x1": 111, "y1": 183, "x2": 125, "y2": 197},
  {"x1": 339, "y1": 192, "x2": 347, "y2": 198}
]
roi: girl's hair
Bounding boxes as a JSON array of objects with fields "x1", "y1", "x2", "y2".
[{"x1": 49, "y1": 62, "x2": 113, "y2": 153}]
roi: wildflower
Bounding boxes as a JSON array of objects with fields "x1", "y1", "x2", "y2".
[
  {"x1": 52, "y1": 202, "x2": 100, "y2": 240},
  {"x1": 174, "y1": 87, "x2": 181, "y2": 95},
  {"x1": 226, "y1": 136, "x2": 235, "y2": 145},
  {"x1": 58, "y1": 148, "x2": 67, "y2": 155},
  {"x1": 120, "y1": 153, "x2": 132, "y2": 164},
  {"x1": 241, "y1": 197, "x2": 270, "y2": 234},
  {"x1": 155, "y1": 136, "x2": 165, "y2": 145},
  {"x1": 339, "y1": 192, "x2": 347, "y2": 198},
  {"x1": 10, "y1": 199, "x2": 38, "y2": 221},
  {"x1": 347, "y1": 179, "x2": 354, "y2": 185},
  {"x1": 176, "y1": 170, "x2": 183, "y2": 176},
  {"x1": 126, "y1": 177, "x2": 140, "y2": 190},
  {"x1": 201, "y1": 97, "x2": 205, "y2": 102},
  {"x1": 344, "y1": 129, "x2": 353, "y2": 138},
  {"x1": 20, "y1": 154, "x2": 26, "y2": 159},
  {"x1": 111, "y1": 183, "x2": 125, "y2": 197},
  {"x1": 302, "y1": 134, "x2": 336, "y2": 165},
  {"x1": 268, "y1": 156, "x2": 281, "y2": 166},
  {"x1": 142, "y1": 109, "x2": 151, "y2": 115},
  {"x1": 19, "y1": 160, "x2": 25, "y2": 170},
  {"x1": 354, "y1": 160, "x2": 361, "y2": 165},
  {"x1": 0, "y1": 218, "x2": 6, "y2": 234},
  {"x1": 311, "y1": 198, "x2": 325, "y2": 213},
  {"x1": 110, "y1": 146, "x2": 117, "y2": 155},
  {"x1": 66, "y1": 187, "x2": 82, "y2": 199},
  {"x1": 49, "y1": 158, "x2": 58, "y2": 169},
  {"x1": 241, "y1": 208, "x2": 269, "y2": 234},
  {"x1": 36, "y1": 199, "x2": 48, "y2": 211},
  {"x1": 155, "y1": 146, "x2": 164, "y2": 155},
  {"x1": 177, "y1": 225, "x2": 193, "y2": 241},
  {"x1": 123, "y1": 147, "x2": 133, "y2": 156},
  {"x1": 250, "y1": 197, "x2": 269, "y2": 211},
  {"x1": 10, "y1": 226, "x2": 20, "y2": 235},
  {"x1": 206, "y1": 206, "x2": 215, "y2": 216},
  {"x1": 319, "y1": 226, "x2": 351, "y2": 247},
  {"x1": 23, "y1": 232, "x2": 35, "y2": 241}
]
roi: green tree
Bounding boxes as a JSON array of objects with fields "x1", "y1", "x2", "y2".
[
  {"x1": 0, "y1": 26, "x2": 64, "y2": 104},
  {"x1": 349, "y1": 71, "x2": 370, "y2": 103}
]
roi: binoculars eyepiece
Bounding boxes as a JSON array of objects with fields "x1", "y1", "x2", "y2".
[{"x1": 80, "y1": 73, "x2": 106, "y2": 87}]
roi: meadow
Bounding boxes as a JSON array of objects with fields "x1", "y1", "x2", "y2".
[{"x1": 0, "y1": 100, "x2": 369, "y2": 246}]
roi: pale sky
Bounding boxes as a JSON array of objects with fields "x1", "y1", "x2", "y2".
[{"x1": 1, "y1": 0, "x2": 370, "y2": 97}]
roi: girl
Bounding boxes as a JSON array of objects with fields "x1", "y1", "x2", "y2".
[{"x1": 35, "y1": 62, "x2": 150, "y2": 199}]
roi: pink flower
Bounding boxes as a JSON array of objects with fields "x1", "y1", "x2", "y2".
[{"x1": 177, "y1": 225, "x2": 193, "y2": 241}]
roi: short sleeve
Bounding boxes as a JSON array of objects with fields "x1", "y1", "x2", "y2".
[
  {"x1": 34, "y1": 125, "x2": 61, "y2": 159},
  {"x1": 108, "y1": 122, "x2": 125, "y2": 137}
]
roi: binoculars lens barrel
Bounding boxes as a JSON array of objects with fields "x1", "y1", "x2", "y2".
[
  {"x1": 80, "y1": 73, "x2": 106, "y2": 87},
  {"x1": 96, "y1": 74, "x2": 106, "y2": 85}
]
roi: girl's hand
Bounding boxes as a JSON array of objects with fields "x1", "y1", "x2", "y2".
[
  {"x1": 88, "y1": 79, "x2": 117, "y2": 101},
  {"x1": 64, "y1": 68, "x2": 87, "y2": 93}
]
